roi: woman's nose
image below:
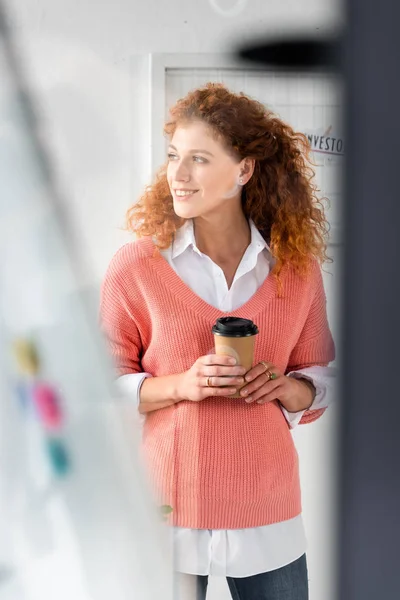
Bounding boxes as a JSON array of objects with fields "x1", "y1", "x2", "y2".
[{"x1": 174, "y1": 161, "x2": 191, "y2": 182}]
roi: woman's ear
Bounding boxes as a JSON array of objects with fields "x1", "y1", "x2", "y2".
[{"x1": 239, "y1": 158, "x2": 255, "y2": 184}]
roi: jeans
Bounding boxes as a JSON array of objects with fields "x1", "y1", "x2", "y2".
[{"x1": 174, "y1": 554, "x2": 309, "y2": 600}]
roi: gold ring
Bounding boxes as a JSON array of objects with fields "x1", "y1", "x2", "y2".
[
  {"x1": 207, "y1": 376, "x2": 212, "y2": 387},
  {"x1": 259, "y1": 361, "x2": 276, "y2": 381},
  {"x1": 265, "y1": 369, "x2": 273, "y2": 381}
]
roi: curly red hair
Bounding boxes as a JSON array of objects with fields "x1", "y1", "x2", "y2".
[{"x1": 126, "y1": 83, "x2": 330, "y2": 279}]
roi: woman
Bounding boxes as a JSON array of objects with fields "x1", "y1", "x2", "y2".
[{"x1": 100, "y1": 83, "x2": 336, "y2": 600}]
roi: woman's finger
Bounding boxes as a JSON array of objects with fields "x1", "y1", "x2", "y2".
[
  {"x1": 212, "y1": 386, "x2": 239, "y2": 396},
  {"x1": 203, "y1": 365, "x2": 247, "y2": 378},
  {"x1": 255, "y1": 393, "x2": 280, "y2": 405},
  {"x1": 200, "y1": 354, "x2": 238, "y2": 366},
  {"x1": 254, "y1": 380, "x2": 284, "y2": 404},
  {"x1": 244, "y1": 362, "x2": 279, "y2": 383},
  {"x1": 241, "y1": 376, "x2": 282, "y2": 403},
  {"x1": 203, "y1": 375, "x2": 245, "y2": 388}
]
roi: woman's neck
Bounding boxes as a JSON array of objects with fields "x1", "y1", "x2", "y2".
[{"x1": 192, "y1": 212, "x2": 251, "y2": 265}]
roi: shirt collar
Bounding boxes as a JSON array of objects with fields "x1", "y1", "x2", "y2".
[
  {"x1": 171, "y1": 219, "x2": 197, "y2": 259},
  {"x1": 171, "y1": 219, "x2": 270, "y2": 260}
]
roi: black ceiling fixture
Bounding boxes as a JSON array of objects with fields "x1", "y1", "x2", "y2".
[{"x1": 238, "y1": 35, "x2": 341, "y2": 70}]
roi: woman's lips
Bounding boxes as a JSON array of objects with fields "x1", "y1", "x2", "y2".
[{"x1": 173, "y1": 189, "x2": 199, "y2": 200}]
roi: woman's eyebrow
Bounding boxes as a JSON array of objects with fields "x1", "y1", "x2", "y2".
[{"x1": 168, "y1": 144, "x2": 214, "y2": 157}]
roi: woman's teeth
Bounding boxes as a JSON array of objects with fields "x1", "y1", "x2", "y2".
[{"x1": 175, "y1": 190, "x2": 197, "y2": 197}]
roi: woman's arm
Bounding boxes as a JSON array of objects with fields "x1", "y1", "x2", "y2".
[
  {"x1": 238, "y1": 264, "x2": 336, "y2": 424},
  {"x1": 118, "y1": 360, "x2": 246, "y2": 415},
  {"x1": 282, "y1": 365, "x2": 337, "y2": 428},
  {"x1": 100, "y1": 261, "x2": 242, "y2": 415},
  {"x1": 285, "y1": 265, "x2": 336, "y2": 424},
  {"x1": 99, "y1": 248, "x2": 188, "y2": 415},
  {"x1": 139, "y1": 354, "x2": 245, "y2": 414},
  {"x1": 116, "y1": 372, "x2": 181, "y2": 414},
  {"x1": 138, "y1": 375, "x2": 182, "y2": 414}
]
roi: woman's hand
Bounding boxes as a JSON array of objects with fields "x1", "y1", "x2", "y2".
[
  {"x1": 176, "y1": 355, "x2": 247, "y2": 402},
  {"x1": 239, "y1": 362, "x2": 316, "y2": 412}
]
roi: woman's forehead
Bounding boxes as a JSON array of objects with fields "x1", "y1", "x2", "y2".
[{"x1": 170, "y1": 122, "x2": 226, "y2": 153}]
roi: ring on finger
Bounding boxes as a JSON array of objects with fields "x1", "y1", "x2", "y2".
[
  {"x1": 259, "y1": 361, "x2": 277, "y2": 382},
  {"x1": 259, "y1": 360, "x2": 270, "y2": 372},
  {"x1": 269, "y1": 370, "x2": 278, "y2": 381},
  {"x1": 206, "y1": 376, "x2": 212, "y2": 387},
  {"x1": 266, "y1": 369, "x2": 274, "y2": 381}
]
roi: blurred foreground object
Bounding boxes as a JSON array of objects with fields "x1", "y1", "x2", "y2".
[
  {"x1": 0, "y1": 3, "x2": 172, "y2": 599},
  {"x1": 13, "y1": 338, "x2": 70, "y2": 476},
  {"x1": 238, "y1": 2, "x2": 400, "y2": 597}
]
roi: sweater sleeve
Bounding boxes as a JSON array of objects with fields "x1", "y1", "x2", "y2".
[
  {"x1": 285, "y1": 264, "x2": 336, "y2": 425},
  {"x1": 99, "y1": 248, "x2": 144, "y2": 377}
]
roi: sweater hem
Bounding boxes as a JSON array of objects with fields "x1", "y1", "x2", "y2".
[{"x1": 168, "y1": 495, "x2": 302, "y2": 530}]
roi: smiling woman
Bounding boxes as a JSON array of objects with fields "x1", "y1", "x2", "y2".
[
  {"x1": 127, "y1": 83, "x2": 330, "y2": 282},
  {"x1": 167, "y1": 121, "x2": 252, "y2": 216},
  {"x1": 100, "y1": 82, "x2": 336, "y2": 600}
]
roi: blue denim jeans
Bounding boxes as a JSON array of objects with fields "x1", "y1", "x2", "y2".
[{"x1": 175, "y1": 554, "x2": 309, "y2": 600}]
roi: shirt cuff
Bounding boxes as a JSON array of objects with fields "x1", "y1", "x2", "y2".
[
  {"x1": 116, "y1": 373, "x2": 153, "y2": 408},
  {"x1": 283, "y1": 365, "x2": 337, "y2": 429}
]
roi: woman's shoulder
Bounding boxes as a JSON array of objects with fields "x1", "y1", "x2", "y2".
[
  {"x1": 105, "y1": 237, "x2": 156, "y2": 279},
  {"x1": 283, "y1": 255, "x2": 324, "y2": 291}
]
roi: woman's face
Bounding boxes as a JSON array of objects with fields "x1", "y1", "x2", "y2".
[{"x1": 167, "y1": 121, "x2": 244, "y2": 220}]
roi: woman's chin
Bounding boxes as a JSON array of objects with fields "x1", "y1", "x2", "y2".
[{"x1": 173, "y1": 202, "x2": 198, "y2": 220}]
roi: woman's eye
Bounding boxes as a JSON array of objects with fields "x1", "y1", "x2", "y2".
[{"x1": 167, "y1": 153, "x2": 207, "y2": 163}]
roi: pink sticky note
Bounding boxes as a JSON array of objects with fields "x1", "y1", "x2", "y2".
[{"x1": 32, "y1": 383, "x2": 62, "y2": 430}]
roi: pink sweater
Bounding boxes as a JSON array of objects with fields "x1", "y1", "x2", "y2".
[{"x1": 100, "y1": 237, "x2": 335, "y2": 529}]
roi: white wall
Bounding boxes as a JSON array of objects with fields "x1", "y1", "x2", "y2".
[{"x1": 6, "y1": 1, "x2": 342, "y2": 599}]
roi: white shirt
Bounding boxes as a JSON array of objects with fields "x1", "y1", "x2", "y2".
[{"x1": 118, "y1": 219, "x2": 336, "y2": 577}]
